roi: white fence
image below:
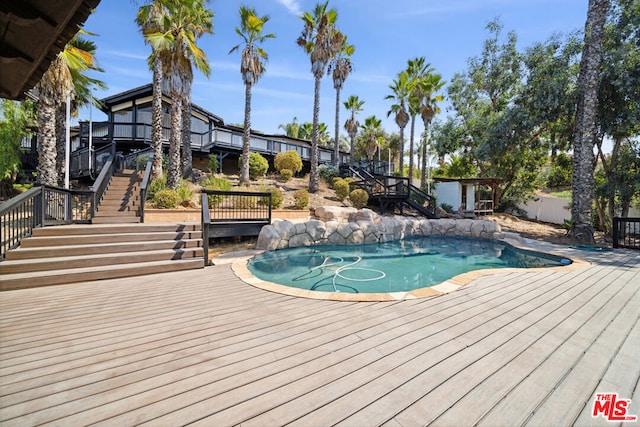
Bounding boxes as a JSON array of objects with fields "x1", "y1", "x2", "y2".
[
  {"x1": 518, "y1": 196, "x2": 640, "y2": 225},
  {"x1": 518, "y1": 196, "x2": 571, "y2": 224}
]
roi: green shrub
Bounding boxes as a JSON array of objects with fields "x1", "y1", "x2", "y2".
[
  {"x1": 147, "y1": 174, "x2": 167, "y2": 201},
  {"x1": 331, "y1": 176, "x2": 343, "y2": 188},
  {"x1": 153, "y1": 189, "x2": 180, "y2": 209},
  {"x1": 203, "y1": 175, "x2": 232, "y2": 207},
  {"x1": 208, "y1": 153, "x2": 219, "y2": 173},
  {"x1": 294, "y1": 189, "x2": 309, "y2": 209},
  {"x1": 274, "y1": 150, "x2": 302, "y2": 174},
  {"x1": 279, "y1": 169, "x2": 293, "y2": 182},
  {"x1": 256, "y1": 186, "x2": 283, "y2": 209},
  {"x1": 319, "y1": 163, "x2": 339, "y2": 184},
  {"x1": 333, "y1": 178, "x2": 350, "y2": 201},
  {"x1": 176, "y1": 179, "x2": 193, "y2": 206},
  {"x1": 266, "y1": 187, "x2": 283, "y2": 209},
  {"x1": 349, "y1": 189, "x2": 369, "y2": 209},
  {"x1": 344, "y1": 177, "x2": 355, "y2": 184},
  {"x1": 238, "y1": 152, "x2": 269, "y2": 180}
]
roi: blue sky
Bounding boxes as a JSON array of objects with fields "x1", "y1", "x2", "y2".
[{"x1": 80, "y1": 0, "x2": 589, "y2": 138}]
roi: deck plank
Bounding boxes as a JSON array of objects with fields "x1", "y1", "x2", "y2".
[{"x1": 0, "y1": 247, "x2": 638, "y2": 427}]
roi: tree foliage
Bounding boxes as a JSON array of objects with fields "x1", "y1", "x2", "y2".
[{"x1": 0, "y1": 100, "x2": 36, "y2": 197}]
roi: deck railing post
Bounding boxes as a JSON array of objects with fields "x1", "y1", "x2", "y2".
[{"x1": 201, "y1": 193, "x2": 210, "y2": 266}]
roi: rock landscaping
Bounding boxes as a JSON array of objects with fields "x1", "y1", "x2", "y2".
[{"x1": 256, "y1": 206, "x2": 503, "y2": 250}]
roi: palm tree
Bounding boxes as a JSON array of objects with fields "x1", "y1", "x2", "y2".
[
  {"x1": 571, "y1": 0, "x2": 610, "y2": 244},
  {"x1": 36, "y1": 31, "x2": 104, "y2": 187},
  {"x1": 278, "y1": 117, "x2": 300, "y2": 138},
  {"x1": 386, "y1": 71, "x2": 413, "y2": 176},
  {"x1": 329, "y1": 34, "x2": 354, "y2": 166},
  {"x1": 230, "y1": 6, "x2": 275, "y2": 185},
  {"x1": 360, "y1": 115, "x2": 383, "y2": 162},
  {"x1": 406, "y1": 57, "x2": 433, "y2": 181},
  {"x1": 418, "y1": 73, "x2": 445, "y2": 189},
  {"x1": 297, "y1": 1, "x2": 343, "y2": 193},
  {"x1": 144, "y1": 0, "x2": 213, "y2": 189},
  {"x1": 298, "y1": 122, "x2": 314, "y2": 141},
  {"x1": 136, "y1": 1, "x2": 166, "y2": 179},
  {"x1": 343, "y1": 95, "x2": 364, "y2": 167}
]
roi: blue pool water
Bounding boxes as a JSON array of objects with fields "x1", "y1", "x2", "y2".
[{"x1": 248, "y1": 236, "x2": 572, "y2": 294}]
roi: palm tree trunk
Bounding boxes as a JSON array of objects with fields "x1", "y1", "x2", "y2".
[
  {"x1": 421, "y1": 133, "x2": 428, "y2": 189},
  {"x1": 55, "y1": 107, "x2": 65, "y2": 186},
  {"x1": 151, "y1": 55, "x2": 163, "y2": 179},
  {"x1": 399, "y1": 127, "x2": 405, "y2": 176},
  {"x1": 181, "y1": 100, "x2": 192, "y2": 179},
  {"x1": 240, "y1": 83, "x2": 252, "y2": 186},
  {"x1": 334, "y1": 86, "x2": 341, "y2": 167},
  {"x1": 37, "y1": 99, "x2": 58, "y2": 186},
  {"x1": 571, "y1": 0, "x2": 609, "y2": 244},
  {"x1": 408, "y1": 116, "x2": 416, "y2": 182},
  {"x1": 309, "y1": 75, "x2": 321, "y2": 193},
  {"x1": 349, "y1": 134, "x2": 355, "y2": 167},
  {"x1": 167, "y1": 96, "x2": 182, "y2": 189}
]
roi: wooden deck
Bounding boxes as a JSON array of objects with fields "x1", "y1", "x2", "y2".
[{"x1": 1, "y1": 246, "x2": 638, "y2": 426}]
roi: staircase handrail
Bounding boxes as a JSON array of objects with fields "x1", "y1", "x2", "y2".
[
  {"x1": 139, "y1": 158, "x2": 153, "y2": 223},
  {"x1": 1, "y1": 184, "x2": 96, "y2": 259},
  {"x1": 407, "y1": 183, "x2": 437, "y2": 217},
  {"x1": 1, "y1": 186, "x2": 43, "y2": 259},
  {"x1": 122, "y1": 147, "x2": 154, "y2": 171},
  {"x1": 90, "y1": 155, "x2": 116, "y2": 213}
]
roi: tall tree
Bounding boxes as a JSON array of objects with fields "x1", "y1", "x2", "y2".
[
  {"x1": 596, "y1": 0, "x2": 640, "y2": 226},
  {"x1": 230, "y1": 6, "x2": 275, "y2": 185},
  {"x1": 406, "y1": 57, "x2": 432, "y2": 180},
  {"x1": 360, "y1": 115, "x2": 383, "y2": 162},
  {"x1": 418, "y1": 72, "x2": 445, "y2": 188},
  {"x1": 386, "y1": 71, "x2": 413, "y2": 176},
  {"x1": 136, "y1": 0, "x2": 166, "y2": 179},
  {"x1": 343, "y1": 95, "x2": 364, "y2": 167},
  {"x1": 329, "y1": 34, "x2": 354, "y2": 166},
  {"x1": 144, "y1": 0, "x2": 213, "y2": 189},
  {"x1": 571, "y1": 0, "x2": 610, "y2": 243},
  {"x1": 297, "y1": 1, "x2": 343, "y2": 193},
  {"x1": 35, "y1": 31, "x2": 103, "y2": 187}
]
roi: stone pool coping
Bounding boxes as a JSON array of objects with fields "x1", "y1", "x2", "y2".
[{"x1": 215, "y1": 234, "x2": 590, "y2": 302}]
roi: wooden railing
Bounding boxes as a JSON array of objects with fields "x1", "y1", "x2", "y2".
[
  {"x1": 613, "y1": 217, "x2": 640, "y2": 250},
  {"x1": 1, "y1": 186, "x2": 94, "y2": 259}
]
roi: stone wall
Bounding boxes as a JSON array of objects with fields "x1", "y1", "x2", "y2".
[{"x1": 256, "y1": 206, "x2": 503, "y2": 251}]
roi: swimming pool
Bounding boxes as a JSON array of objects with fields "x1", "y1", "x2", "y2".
[{"x1": 247, "y1": 236, "x2": 572, "y2": 294}]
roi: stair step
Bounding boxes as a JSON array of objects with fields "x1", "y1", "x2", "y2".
[
  {"x1": 19, "y1": 231, "x2": 202, "y2": 247},
  {"x1": 0, "y1": 259, "x2": 204, "y2": 291},
  {"x1": 94, "y1": 210, "x2": 139, "y2": 216},
  {"x1": 31, "y1": 223, "x2": 201, "y2": 236},
  {"x1": 91, "y1": 217, "x2": 141, "y2": 224},
  {"x1": 5, "y1": 239, "x2": 203, "y2": 260},
  {"x1": 0, "y1": 248, "x2": 204, "y2": 274}
]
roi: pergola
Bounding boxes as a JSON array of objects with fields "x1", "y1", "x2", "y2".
[{"x1": 0, "y1": 0, "x2": 100, "y2": 100}]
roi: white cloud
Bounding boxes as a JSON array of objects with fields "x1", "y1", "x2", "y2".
[{"x1": 276, "y1": 0, "x2": 302, "y2": 16}]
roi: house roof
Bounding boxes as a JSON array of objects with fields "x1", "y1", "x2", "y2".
[
  {"x1": 0, "y1": 0, "x2": 100, "y2": 100},
  {"x1": 100, "y1": 83, "x2": 225, "y2": 125}
]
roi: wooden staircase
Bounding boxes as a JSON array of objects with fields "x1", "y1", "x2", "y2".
[
  {"x1": 0, "y1": 223, "x2": 205, "y2": 291},
  {"x1": 93, "y1": 169, "x2": 142, "y2": 224}
]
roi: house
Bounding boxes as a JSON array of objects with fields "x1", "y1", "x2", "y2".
[
  {"x1": 68, "y1": 83, "x2": 349, "y2": 179},
  {"x1": 433, "y1": 177, "x2": 502, "y2": 216}
]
